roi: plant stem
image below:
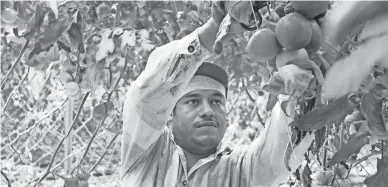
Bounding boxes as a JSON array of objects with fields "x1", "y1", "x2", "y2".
[
  {"x1": 1, "y1": 39, "x2": 30, "y2": 89},
  {"x1": 1, "y1": 99, "x2": 67, "y2": 152},
  {"x1": 323, "y1": 125, "x2": 329, "y2": 171},
  {"x1": 359, "y1": 164, "x2": 370, "y2": 176},
  {"x1": 345, "y1": 164, "x2": 353, "y2": 178},
  {"x1": 227, "y1": 90, "x2": 242, "y2": 115},
  {"x1": 1, "y1": 126, "x2": 25, "y2": 164},
  {"x1": 88, "y1": 131, "x2": 121, "y2": 173},
  {"x1": 1, "y1": 170, "x2": 12, "y2": 187},
  {"x1": 72, "y1": 54, "x2": 129, "y2": 174},
  {"x1": 72, "y1": 107, "x2": 109, "y2": 175},
  {"x1": 381, "y1": 140, "x2": 384, "y2": 159},
  {"x1": 34, "y1": 92, "x2": 90, "y2": 187},
  {"x1": 114, "y1": 1, "x2": 122, "y2": 27},
  {"x1": 2, "y1": 67, "x2": 30, "y2": 114}
]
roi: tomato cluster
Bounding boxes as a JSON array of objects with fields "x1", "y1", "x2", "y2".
[
  {"x1": 57, "y1": 54, "x2": 98, "y2": 100},
  {"x1": 247, "y1": 1, "x2": 330, "y2": 98}
]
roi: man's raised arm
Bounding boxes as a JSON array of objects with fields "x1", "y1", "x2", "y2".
[
  {"x1": 120, "y1": 18, "x2": 219, "y2": 177},
  {"x1": 244, "y1": 96, "x2": 314, "y2": 186}
]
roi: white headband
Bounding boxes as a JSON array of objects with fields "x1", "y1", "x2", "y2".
[{"x1": 179, "y1": 75, "x2": 226, "y2": 98}]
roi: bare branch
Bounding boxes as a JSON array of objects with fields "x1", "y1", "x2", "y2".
[
  {"x1": 1, "y1": 40, "x2": 30, "y2": 89},
  {"x1": 1, "y1": 99, "x2": 67, "y2": 152},
  {"x1": 1, "y1": 170, "x2": 12, "y2": 187},
  {"x1": 1, "y1": 126, "x2": 25, "y2": 164},
  {"x1": 88, "y1": 131, "x2": 121, "y2": 173},
  {"x1": 34, "y1": 92, "x2": 90, "y2": 187},
  {"x1": 72, "y1": 111, "x2": 108, "y2": 174},
  {"x1": 227, "y1": 90, "x2": 242, "y2": 115},
  {"x1": 353, "y1": 150, "x2": 381, "y2": 167},
  {"x1": 72, "y1": 53, "x2": 129, "y2": 174},
  {"x1": 323, "y1": 125, "x2": 329, "y2": 171},
  {"x1": 3, "y1": 67, "x2": 30, "y2": 114}
]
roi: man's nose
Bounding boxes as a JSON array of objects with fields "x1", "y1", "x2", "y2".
[{"x1": 199, "y1": 101, "x2": 214, "y2": 117}]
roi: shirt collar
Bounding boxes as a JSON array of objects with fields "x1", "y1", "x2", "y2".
[{"x1": 168, "y1": 129, "x2": 227, "y2": 157}]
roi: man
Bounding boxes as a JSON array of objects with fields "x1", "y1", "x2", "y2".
[{"x1": 121, "y1": 2, "x2": 313, "y2": 187}]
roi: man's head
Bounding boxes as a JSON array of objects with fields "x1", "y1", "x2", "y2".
[{"x1": 170, "y1": 62, "x2": 229, "y2": 155}]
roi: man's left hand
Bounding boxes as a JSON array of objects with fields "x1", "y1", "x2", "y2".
[{"x1": 212, "y1": 1, "x2": 255, "y2": 55}]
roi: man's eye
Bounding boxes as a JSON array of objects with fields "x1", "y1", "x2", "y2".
[
  {"x1": 212, "y1": 99, "x2": 223, "y2": 105},
  {"x1": 187, "y1": 100, "x2": 199, "y2": 105}
]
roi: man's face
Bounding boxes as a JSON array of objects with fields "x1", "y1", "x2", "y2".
[{"x1": 171, "y1": 89, "x2": 227, "y2": 154}]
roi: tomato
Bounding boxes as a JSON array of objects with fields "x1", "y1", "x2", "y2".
[{"x1": 64, "y1": 176, "x2": 78, "y2": 187}]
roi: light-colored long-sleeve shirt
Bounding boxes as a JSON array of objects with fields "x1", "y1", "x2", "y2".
[{"x1": 121, "y1": 28, "x2": 314, "y2": 187}]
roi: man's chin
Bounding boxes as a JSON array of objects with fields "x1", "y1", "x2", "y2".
[{"x1": 193, "y1": 135, "x2": 221, "y2": 147}]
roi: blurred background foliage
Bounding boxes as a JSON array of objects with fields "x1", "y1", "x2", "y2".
[
  {"x1": 2, "y1": 1, "x2": 387, "y2": 187},
  {"x1": 1, "y1": 1, "x2": 270, "y2": 186}
]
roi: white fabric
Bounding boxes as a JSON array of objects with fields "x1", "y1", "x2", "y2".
[{"x1": 179, "y1": 75, "x2": 226, "y2": 98}]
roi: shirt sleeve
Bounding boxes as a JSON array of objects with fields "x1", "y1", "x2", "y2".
[
  {"x1": 120, "y1": 29, "x2": 212, "y2": 178},
  {"x1": 241, "y1": 96, "x2": 314, "y2": 186}
]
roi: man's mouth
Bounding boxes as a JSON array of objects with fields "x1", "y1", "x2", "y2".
[{"x1": 196, "y1": 121, "x2": 218, "y2": 128}]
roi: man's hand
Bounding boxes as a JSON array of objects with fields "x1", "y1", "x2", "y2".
[{"x1": 211, "y1": 1, "x2": 254, "y2": 55}]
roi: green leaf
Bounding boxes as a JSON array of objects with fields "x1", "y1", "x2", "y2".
[
  {"x1": 23, "y1": 3, "x2": 50, "y2": 40},
  {"x1": 382, "y1": 100, "x2": 388, "y2": 128},
  {"x1": 300, "y1": 163, "x2": 312, "y2": 187},
  {"x1": 121, "y1": 30, "x2": 136, "y2": 48},
  {"x1": 93, "y1": 101, "x2": 114, "y2": 120},
  {"x1": 79, "y1": 62, "x2": 103, "y2": 94},
  {"x1": 40, "y1": 11, "x2": 73, "y2": 49},
  {"x1": 67, "y1": 23, "x2": 84, "y2": 52},
  {"x1": 364, "y1": 156, "x2": 388, "y2": 187},
  {"x1": 26, "y1": 43, "x2": 59, "y2": 71},
  {"x1": 284, "y1": 141, "x2": 293, "y2": 171},
  {"x1": 266, "y1": 94, "x2": 278, "y2": 111},
  {"x1": 361, "y1": 90, "x2": 388, "y2": 139},
  {"x1": 213, "y1": 14, "x2": 235, "y2": 55},
  {"x1": 65, "y1": 10, "x2": 84, "y2": 52},
  {"x1": 290, "y1": 94, "x2": 358, "y2": 131},
  {"x1": 96, "y1": 30, "x2": 115, "y2": 62},
  {"x1": 326, "y1": 131, "x2": 370, "y2": 168},
  {"x1": 280, "y1": 100, "x2": 290, "y2": 117},
  {"x1": 311, "y1": 127, "x2": 326, "y2": 154},
  {"x1": 283, "y1": 127, "x2": 299, "y2": 171}
]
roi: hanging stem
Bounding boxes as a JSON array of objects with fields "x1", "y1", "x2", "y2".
[
  {"x1": 1, "y1": 40, "x2": 30, "y2": 89},
  {"x1": 323, "y1": 125, "x2": 329, "y2": 171}
]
